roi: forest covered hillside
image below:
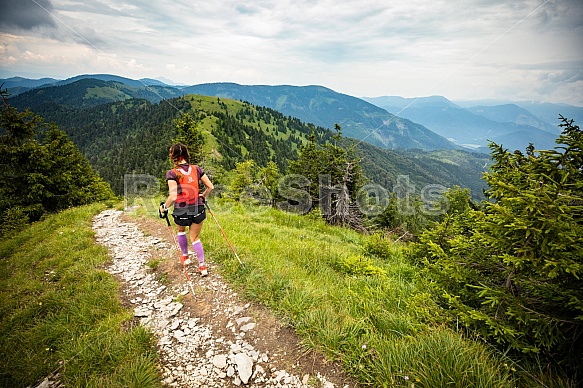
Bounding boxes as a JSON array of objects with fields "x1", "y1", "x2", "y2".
[
  {"x1": 8, "y1": 81, "x2": 489, "y2": 197},
  {"x1": 182, "y1": 83, "x2": 458, "y2": 151},
  {"x1": 8, "y1": 77, "x2": 460, "y2": 151}
]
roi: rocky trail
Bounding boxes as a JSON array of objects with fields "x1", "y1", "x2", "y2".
[{"x1": 92, "y1": 209, "x2": 357, "y2": 388}]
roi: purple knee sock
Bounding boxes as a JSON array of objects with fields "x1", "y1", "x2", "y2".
[
  {"x1": 177, "y1": 232, "x2": 188, "y2": 256},
  {"x1": 193, "y1": 240, "x2": 205, "y2": 264}
]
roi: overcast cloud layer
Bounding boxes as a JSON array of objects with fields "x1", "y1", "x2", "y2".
[{"x1": 0, "y1": 0, "x2": 582, "y2": 105}]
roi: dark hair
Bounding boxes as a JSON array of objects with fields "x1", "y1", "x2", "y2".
[
  {"x1": 169, "y1": 143, "x2": 190, "y2": 167},
  {"x1": 169, "y1": 143, "x2": 190, "y2": 180}
]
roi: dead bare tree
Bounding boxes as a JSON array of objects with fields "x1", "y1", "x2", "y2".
[{"x1": 326, "y1": 161, "x2": 366, "y2": 232}]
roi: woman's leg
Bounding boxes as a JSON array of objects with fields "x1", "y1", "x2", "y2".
[
  {"x1": 176, "y1": 225, "x2": 188, "y2": 255},
  {"x1": 188, "y1": 221, "x2": 203, "y2": 242},
  {"x1": 176, "y1": 225, "x2": 190, "y2": 264},
  {"x1": 189, "y1": 222, "x2": 207, "y2": 275}
]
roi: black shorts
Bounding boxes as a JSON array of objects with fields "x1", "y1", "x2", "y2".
[{"x1": 172, "y1": 204, "x2": 206, "y2": 226}]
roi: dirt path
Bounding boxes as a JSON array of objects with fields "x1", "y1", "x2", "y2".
[{"x1": 92, "y1": 209, "x2": 357, "y2": 388}]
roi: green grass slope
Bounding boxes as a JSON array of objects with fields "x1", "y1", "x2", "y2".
[
  {"x1": 0, "y1": 203, "x2": 161, "y2": 388},
  {"x1": 193, "y1": 202, "x2": 515, "y2": 387},
  {"x1": 17, "y1": 92, "x2": 488, "y2": 198},
  {"x1": 3, "y1": 198, "x2": 551, "y2": 386}
]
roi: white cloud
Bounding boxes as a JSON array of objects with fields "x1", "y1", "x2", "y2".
[{"x1": 0, "y1": 0, "x2": 581, "y2": 105}]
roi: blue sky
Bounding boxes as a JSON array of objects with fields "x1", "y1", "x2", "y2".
[{"x1": 1, "y1": 0, "x2": 582, "y2": 105}]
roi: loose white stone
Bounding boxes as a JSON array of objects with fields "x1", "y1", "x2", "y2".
[
  {"x1": 235, "y1": 353, "x2": 253, "y2": 384},
  {"x1": 187, "y1": 318, "x2": 199, "y2": 328},
  {"x1": 173, "y1": 330, "x2": 184, "y2": 339},
  {"x1": 213, "y1": 354, "x2": 228, "y2": 369},
  {"x1": 154, "y1": 296, "x2": 173, "y2": 309},
  {"x1": 134, "y1": 307, "x2": 151, "y2": 317},
  {"x1": 236, "y1": 317, "x2": 251, "y2": 326},
  {"x1": 249, "y1": 350, "x2": 260, "y2": 361},
  {"x1": 231, "y1": 343, "x2": 242, "y2": 353},
  {"x1": 167, "y1": 302, "x2": 183, "y2": 317},
  {"x1": 253, "y1": 364, "x2": 265, "y2": 378}
]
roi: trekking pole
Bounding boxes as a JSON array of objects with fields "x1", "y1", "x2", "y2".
[
  {"x1": 204, "y1": 201, "x2": 245, "y2": 269},
  {"x1": 159, "y1": 203, "x2": 196, "y2": 297}
]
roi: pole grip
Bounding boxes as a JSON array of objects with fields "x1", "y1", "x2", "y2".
[{"x1": 159, "y1": 202, "x2": 171, "y2": 226}]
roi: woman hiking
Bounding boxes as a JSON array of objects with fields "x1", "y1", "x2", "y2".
[{"x1": 160, "y1": 143, "x2": 214, "y2": 276}]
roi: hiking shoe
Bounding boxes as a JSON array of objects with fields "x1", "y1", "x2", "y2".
[
  {"x1": 180, "y1": 255, "x2": 190, "y2": 265},
  {"x1": 198, "y1": 264, "x2": 208, "y2": 276}
]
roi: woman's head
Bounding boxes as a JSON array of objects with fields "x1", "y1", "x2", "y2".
[{"x1": 169, "y1": 143, "x2": 190, "y2": 165}]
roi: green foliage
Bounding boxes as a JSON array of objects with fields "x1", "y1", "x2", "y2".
[
  {"x1": 362, "y1": 233, "x2": 394, "y2": 259},
  {"x1": 229, "y1": 160, "x2": 281, "y2": 204},
  {"x1": 230, "y1": 160, "x2": 256, "y2": 200},
  {"x1": 257, "y1": 161, "x2": 280, "y2": 201},
  {"x1": 172, "y1": 112, "x2": 204, "y2": 164},
  {"x1": 333, "y1": 255, "x2": 387, "y2": 277},
  {"x1": 0, "y1": 90, "x2": 115, "y2": 230},
  {"x1": 442, "y1": 185, "x2": 474, "y2": 215},
  {"x1": 375, "y1": 193, "x2": 436, "y2": 237},
  {"x1": 0, "y1": 207, "x2": 29, "y2": 236},
  {"x1": 288, "y1": 125, "x2": 365, "y2": 226},
  {"x1": 414, "y1": 116, "x2": 583, "y2": 380}
]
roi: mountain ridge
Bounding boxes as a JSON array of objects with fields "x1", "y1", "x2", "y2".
[
  {"x1": 182, "y1": 82, "x2": 457, "y2": 151},
  {"x1": 5, "y1": 73, "x2": 580, "y2": 153},
  {"x1": 6, "y1": 76, "x2": 458, "y2": 151},
  {"x1": 7, "y1": 85, "x2": 490, "y2": 198},
  {"x1": 362, "y1": 95, "x2": 581, "y2": 151}
]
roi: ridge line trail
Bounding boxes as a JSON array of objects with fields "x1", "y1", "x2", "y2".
[{"x1": 92, "y1": 208, "x2": 357, "y2": 388}]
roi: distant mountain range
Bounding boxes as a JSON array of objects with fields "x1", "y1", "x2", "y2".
[
  {"x1": 362, "y1": 95, "x2": 582, "y2": 152},
  {"x1": 3, "y1": 73, "x2": 581, "y2": 154},
  {"x1": 183, "y1": 83, "x2": 456, "y2": 151},
  {"x1": 3, "y1": 75, "x2": 455, "y2": 151},
  {"x1": 2, "y1": 74, "x2": 495, "y2": 198}
]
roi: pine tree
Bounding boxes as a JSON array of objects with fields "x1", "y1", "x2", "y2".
[
  {"x1": 288, "y1": 124, "x2": 364, "y2": 226},
  {"x1": 257, "y1": 161, "x2": 280, "y2": 205},
  {"x1": 173, "y1": 112, "x2": 204, "y2": 164},
  {"x1": 230, "y1": 160, "x2": 256, "y2": 200},
  {"x1": 415, "y1": 116, "x2": 583, "y2": 377},
  {"x1": 0, "y1": 88, "x2": 115, "y2": 234}
]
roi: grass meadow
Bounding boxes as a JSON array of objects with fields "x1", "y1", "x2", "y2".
[
  {"x1": 193, "y1": 201, "x2": 517, "y2": 387},
  {"x1": 3, "y1": 198, "x2": 564, "y2": 387}
]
